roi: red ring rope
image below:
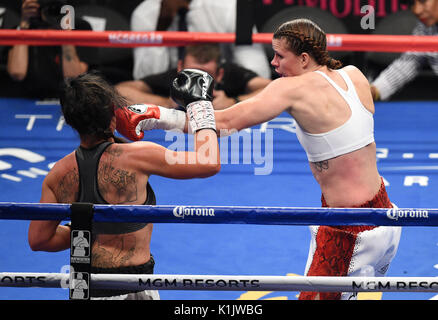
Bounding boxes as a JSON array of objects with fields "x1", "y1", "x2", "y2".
[{"x1": 0, "y1": 30, "x2": 437, "y2": 52}]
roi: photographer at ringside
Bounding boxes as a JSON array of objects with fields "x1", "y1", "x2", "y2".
[{"x1": 6, "y1": 0, "x2": 96, "y2": 99}]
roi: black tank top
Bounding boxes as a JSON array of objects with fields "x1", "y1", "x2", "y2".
[{"x1": 75, "y1": 141, "x2": 156, "y2": 234}]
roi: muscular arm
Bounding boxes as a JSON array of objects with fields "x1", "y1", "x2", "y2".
[
  {"x1": 132, "y1": 129, "x2": 220, "y2": 179},
  {"x1": 28, "y1": 166, "x2": 77, "y2": 252},
  {"x1": 28, "y1": 179, "x2": 71, "y2": 251},
  {"x1": 214, "y1": 77, "x2": 295, "y2": 134}
]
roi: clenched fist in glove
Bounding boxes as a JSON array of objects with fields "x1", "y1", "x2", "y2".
[
  {"x1": 171, "y1": 69, "x2": 214, "y2": 107},
  {"x1": 171, "y1": 69, "x2": 216, "y2": 133},
  {"x1": 115, "y1": 103, "x2": 186, "y2": 141}
]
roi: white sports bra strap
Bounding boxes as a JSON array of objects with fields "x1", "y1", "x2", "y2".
[
  {"x1": 315, "y1": 70, "x2": 361, "y2": 103},
  {"x1": 314, "y1": 70, "x2": 345, "y2": 92}
]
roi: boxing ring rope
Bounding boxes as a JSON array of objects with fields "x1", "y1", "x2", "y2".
[
  {"x1": 1, "y1": 273, "x2": 437, "y2": 293},
  {"x1": 0, "y1": 202, "x2": 436, "y2": 226},
  {"x1": 2, "y1": 29, "x2": 437, "y2": 299},
  {"x1": 0, "y1": 202, "x2": 437, "y2": 296},
  {"x1": 1, "y1": 30, "x2": 438, "y2": 52}
]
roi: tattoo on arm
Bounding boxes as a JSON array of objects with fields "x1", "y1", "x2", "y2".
[
  {"x1": 56, "y1": 168, "x2": 79, "y2": 203},
  {"x1": 62, "y1": 45, "x2": 81, "y2": 63},
  {"x1": 313, "y1": 160, "x2": 329, "y2": 172},
  {"x1": 62, "y1": 46, "x2": 73, "y2": 62}
]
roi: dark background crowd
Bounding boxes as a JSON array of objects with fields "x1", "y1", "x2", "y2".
[{"x1": 0, "y1": 0, "x2": 436, "y2": 102}]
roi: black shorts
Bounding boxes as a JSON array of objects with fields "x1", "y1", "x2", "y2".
[{"x1": 90, "y1": 256, "x2": 155, "y2": 298}]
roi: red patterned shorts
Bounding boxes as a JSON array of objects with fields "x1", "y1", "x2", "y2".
[{"x1": 298, "y1": 178, "x2": 401, "y2": 300}]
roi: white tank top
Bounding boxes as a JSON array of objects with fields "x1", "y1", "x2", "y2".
[{"x1": 295, "y1": 69, "x2": 374, "y2": 162}]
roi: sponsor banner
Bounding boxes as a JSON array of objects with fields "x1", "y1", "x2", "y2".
[{"x1": 2, "y1": 273, "x2": 438, "y2": 292}]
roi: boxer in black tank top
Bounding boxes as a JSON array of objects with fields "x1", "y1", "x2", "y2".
[
  {"x1": 28, "y1": 72, "x2": 220, "y2": 300},
  {"x1": 75, "y1": 141, "x2": 156, "y2": 298}
]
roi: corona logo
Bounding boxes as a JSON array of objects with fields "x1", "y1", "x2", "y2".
[
  {"x1": 386, "y1": 208, "x2": 429, "y2": 221},
  {"x1": 173, "y1": 206, "x2": 215, "y2": 219}
]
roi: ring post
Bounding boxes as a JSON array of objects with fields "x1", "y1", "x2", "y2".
[{"x1": 69, "y1": 202, "x2": 94, "y2": 300}]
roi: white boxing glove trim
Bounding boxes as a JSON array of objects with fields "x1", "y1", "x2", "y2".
[{"x1": 136, "y1": 106, "x2": 187, "y2": 133}]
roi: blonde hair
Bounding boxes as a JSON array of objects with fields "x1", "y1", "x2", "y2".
[{"x1": 273, "y1": 18, "x2": 342, "y2": 70}]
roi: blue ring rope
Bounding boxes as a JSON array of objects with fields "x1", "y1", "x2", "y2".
[{"x1": 0, "y1": 202, "x2": 436, "y2": 226}]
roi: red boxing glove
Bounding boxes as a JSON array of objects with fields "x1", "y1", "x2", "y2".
[
  {"x1": 115, "y1": 104, "x2": 187, "y2": 141},
  {"x1": 115, "y1": 104, "x2": 160, "y2": 141}
]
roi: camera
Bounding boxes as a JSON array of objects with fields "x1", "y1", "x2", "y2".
[{"x1": 29, "y1": 0, "x2": 67, "y2": 29}]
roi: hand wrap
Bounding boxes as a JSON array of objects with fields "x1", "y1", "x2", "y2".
[{"x1": 186, "y1": 100, "x2": 216, "y2": 132}]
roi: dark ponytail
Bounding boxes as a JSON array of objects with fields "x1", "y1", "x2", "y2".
[{"x1": 60, "y1": 71, "x2": 127, "y2": 139}]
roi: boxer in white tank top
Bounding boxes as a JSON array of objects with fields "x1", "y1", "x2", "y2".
[
  {"x1": 296, "y1": 69, "x2": 401, "y2": 300},
  {"x1": 213, "y1": 20, "x2": 402, "y2": 300},
  {"x1": 121, "y1": 18, "x2": 403, "y2": 300}
]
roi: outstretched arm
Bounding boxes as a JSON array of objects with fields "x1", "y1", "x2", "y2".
[
  {"x1": 133, "y1": 128, "x2": 220, "y2": 180},
  {"x1": 115, "y1": 72, "x2": 296, "y2": 139},
  {"x1": 214, "y1": 77, "x2": 295, "y2": 134}
]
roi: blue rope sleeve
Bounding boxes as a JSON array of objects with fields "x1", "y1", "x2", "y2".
[{"x1": 0, "y1": 202, "x2": 436, "y2": 226}]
